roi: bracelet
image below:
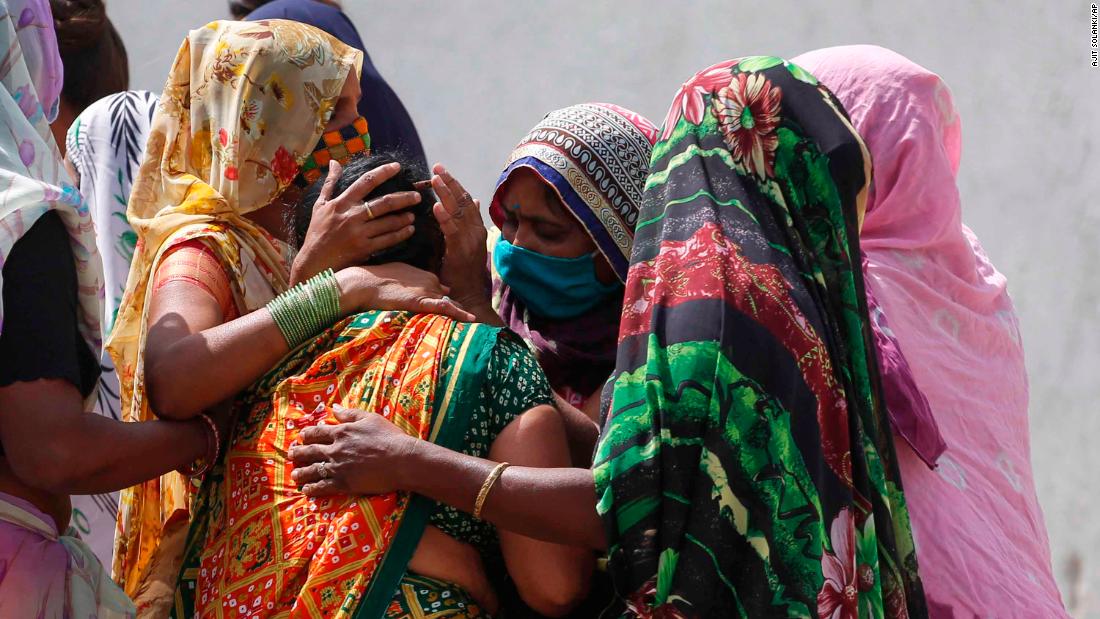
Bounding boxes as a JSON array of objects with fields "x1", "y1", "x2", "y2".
[
  {"x1": 179, "y1": 413, "x2": 219, "y2": 478},
  {"x1": 473, "y1": 461, "x2": 509, "y2": 520},
  {"x1": 267, "y1": 268, "x2": 341, "y2": 348}
]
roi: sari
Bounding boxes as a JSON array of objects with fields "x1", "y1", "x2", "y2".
[
  {"x1": 0, "y1": 0, "x2": 126, "y2": 615},
  {"x1": 174, "y1": 311, "x2": 502, "y2": 618},
  {"x1": 593, "y1": 57, "x2": 927, "y2": 617},
  {"x1": 794, "y1": 45, "x2": 1067, "y2": 617},
  {"x1": 105, "y1": 19, "x2": 361, "y2": 609},
  {"x1": 488, "y1": 103, "x2": 657, "y2": 405}
]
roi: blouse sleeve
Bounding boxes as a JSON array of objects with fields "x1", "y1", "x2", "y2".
[
  {"x1": 152, "y1": 239, "x2": 238, "y2": 320},
  {"x1": 0, "y1": 211, "x2": 99, "y2": 396}
]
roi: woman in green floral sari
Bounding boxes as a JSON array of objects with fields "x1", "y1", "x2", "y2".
[{"x1": 290, "y1": 57, "x2": 928, "y2": 618}]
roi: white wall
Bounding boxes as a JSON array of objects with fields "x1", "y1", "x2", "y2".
[{"x1": 110, "y1": 0, "x2": 1100, "y2": 612}]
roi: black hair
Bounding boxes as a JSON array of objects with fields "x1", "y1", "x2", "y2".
[
  {"x1": 51, "y1": 0, "x2": 129, "y2": 110},
  {"x1": 296, "y1": 152, "x2": 444, "y2": 274}
]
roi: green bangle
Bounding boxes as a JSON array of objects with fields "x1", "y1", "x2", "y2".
[{"x1": 267, "y1": 268, "x2": 341, "y2": 348}]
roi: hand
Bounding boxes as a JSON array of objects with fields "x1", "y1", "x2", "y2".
[
  {"x1": 335, "y1": 263, "x2": 475, "y2": 322},
  {"x1": 291, "y1": 160, "x2": 421, "y2": 284},
  {"x1": 289, "y1": 405, "x2": 419, "y2": 496},
  {"x1": 431, "y1": 164, "x2": 493, "y2": 314}
]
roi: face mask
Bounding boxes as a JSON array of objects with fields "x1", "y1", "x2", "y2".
[{"x1": 493, "y1": 236, "x2": 621, "y2": 320}]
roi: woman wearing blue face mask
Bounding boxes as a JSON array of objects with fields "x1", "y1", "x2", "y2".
[{"x1": 433, "y1": 103, "x2": 658, "y2": 427}]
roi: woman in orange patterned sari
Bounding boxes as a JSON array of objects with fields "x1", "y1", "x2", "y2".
[
  {"x1": 174, "y1": 154, "x2": 594, "y2": 618},
  {"x1": 106, "y1": 20, "x2": 468, "y2": 616}
]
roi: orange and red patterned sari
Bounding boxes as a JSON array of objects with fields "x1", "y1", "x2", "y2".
[{"x1": 174, "y1": 311, "x2": 498, "y2": 618}]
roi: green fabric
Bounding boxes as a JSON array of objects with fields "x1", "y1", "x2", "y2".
[{"x1": 593, "y1": 57, "x2": 927, "y2": 617}]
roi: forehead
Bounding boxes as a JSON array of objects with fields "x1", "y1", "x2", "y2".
[{"x1": 500, "y1": 168, "x2": 568, "y2": 217}]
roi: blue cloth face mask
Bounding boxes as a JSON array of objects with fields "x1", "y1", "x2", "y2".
[{"x1": 493, "y1": 237, "x2": 621, "y2": 320}]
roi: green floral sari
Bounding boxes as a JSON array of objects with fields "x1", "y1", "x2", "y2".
[{"x1": 594, "y1": 57, "x2": 927, "y2": 618}]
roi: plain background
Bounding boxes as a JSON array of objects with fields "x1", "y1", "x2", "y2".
[{"x1": 108, "y1": 0, "x2": 1100, "y2": 612}]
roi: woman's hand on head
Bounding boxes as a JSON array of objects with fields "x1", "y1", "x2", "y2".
[
  {"x1": 431, "y1": 164, "x2": 494, "y2": 316},
  {"x1": 291, "y1": 161, "x2": 420, "y2": 284},
  {"x1": 335, "y1": 263, "x2": 475, "y2": 321},
  {"x1": 289, "y1": 405, "x2": 418, "y2": 496}
]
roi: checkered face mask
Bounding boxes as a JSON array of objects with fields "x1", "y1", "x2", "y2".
[{"x1": 295, "y1": 116, "x2": 370, "y2": 187}]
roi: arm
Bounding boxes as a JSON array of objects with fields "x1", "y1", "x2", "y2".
[
  {"x1": 554, "y1": 392, "x2": 600, "y2": 467},
  {"x1": 489, "y1": 404, "x2": 593, "y2": 616},
  {"x1": 289, "y1": 407, "x2": 606, "y2": 551},
  {"x1": 0, "y1": 378, "x2": 208, "y2": 494}
]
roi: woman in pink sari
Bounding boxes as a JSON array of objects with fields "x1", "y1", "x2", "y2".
[{"x1": 794, "y1": 45, "x2": 1068, "y2": 617}]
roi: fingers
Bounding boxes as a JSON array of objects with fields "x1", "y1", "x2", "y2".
[
  {"x1": 433, "y1": 202, "x2": 459, "y2": 236},
  {"x1": 331, "y1": 403, "x2": 369, "y2": 423},
  {"x1": 362, "y1": 211, "x2": 415, "y2": 238},
  {"x1": 287, "y1": 443, "x2": 331, "y2": 465},
  {"x1": 317, "y1": 160, "x2": 342, "y2": 204},
  {"x1": 431, "y1": 174, "x2": 462, "y2": 218},
  {"x1": 290, "y1": 461, "x2": 328, "y2": 485},
  {"x1": 298, "y1": 423, "x2": 338, "y2": 445},
  {"x1": 340, "y1": 161, "x2": 401, "y2": 204},
  {"x1": 363, "y1": 224, "x2": 415, "y2": 255},
  {"x1": 300, "y1": 478, "x2": 343, "y2": 497},
  {"x1": 435, "y1": 164, "x2": 476, "y2": 210},
  {"x1": 422, "y1": 296, "x2": 476, "y2": 322},
  {"x1": 362, "y1": 191, "x2": 422, "y2": 221}
]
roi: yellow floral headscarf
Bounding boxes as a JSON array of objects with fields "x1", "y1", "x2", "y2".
[{"x1": 105, "y1": 19, "x2": 361, "y2": 606}]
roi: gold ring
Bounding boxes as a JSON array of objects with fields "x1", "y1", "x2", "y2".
[{"x1": 364, "y1": 203, "x2": 376, "y2": 220}]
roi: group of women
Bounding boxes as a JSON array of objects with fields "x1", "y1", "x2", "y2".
[{"x1": 0, "y1": 0, "x2": 1070, "y2": 617}]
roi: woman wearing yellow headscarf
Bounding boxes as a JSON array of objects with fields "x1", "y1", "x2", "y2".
[{"x1": 106, "y1": 19, "x2": 467, "y2": 614}]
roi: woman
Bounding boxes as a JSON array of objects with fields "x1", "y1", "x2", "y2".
[
  {"x1": 174, "y1": 153, "x2": 591, "y2": 618},
  {"x1": 794, "y1": 45, "x2": 1068, "y2": 617},
  {"x1": 242, "y1": 0, "x2": 428, "y2": 170},
  {"x1": 62, "y1": 89, "x2": 159, "y2": 569},
  {"x1": 432, "y1": 102, "x2": 656, "y2": 445},
  {"x1": 0, "y1": 1, "x2": 211, "y2": 616},
  {"x1": 293, "y1": 57, "x2": 929, "y2": 617},
  {"x1": 104, "y1": 19, "x2": 466, "y2": 615}
]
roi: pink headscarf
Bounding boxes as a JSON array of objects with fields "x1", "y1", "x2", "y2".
[{"x1": 793, "y1": 45, "x2": 1067, "y2": 616}]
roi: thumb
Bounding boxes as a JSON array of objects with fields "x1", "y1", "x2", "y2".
[{"x1": 331, "y1": 403, "x2": 369, "y2": 422}]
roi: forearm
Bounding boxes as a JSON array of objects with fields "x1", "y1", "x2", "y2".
[
  {"x1": 401, "y1": 441, "x2": 605, "y2": 550},
  {"x1": 146, "y1": 308, "x2": 288, "y2": 419}
]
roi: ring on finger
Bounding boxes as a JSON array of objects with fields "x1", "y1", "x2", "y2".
[
  {"x1": 318, "y1": 461, "x2": 331, "y2": 480},
  {"x1": 364, "y1": 202, "x2": 376, "y2": 220}
]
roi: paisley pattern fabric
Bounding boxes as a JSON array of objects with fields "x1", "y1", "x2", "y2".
[
  {"x1": 795, "y1": 45, "x2": 1067, "y2": 617},
  {"x1": 105, "y1": 18, "x2": 362, "y2": 601},
  {"x1": 174, "y1": 312, "x2": 500, "y2": 619},
  {"x1": 593, "y1": 57, "x2": 927, "y2": 617}
]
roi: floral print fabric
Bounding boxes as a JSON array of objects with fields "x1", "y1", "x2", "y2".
[
  {"x1": 593, "y1": 57, "x2": 927, "y2": 617},
  {"x1": 104, "y1": 18, "x2": 361, "y2": 601}
]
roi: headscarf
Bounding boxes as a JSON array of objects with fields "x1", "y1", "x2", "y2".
[
  {"x1": 488, "y1": 102, "x2": 657, "y2": 402},
  {"x1": 245, "y1": 0, "x2": 428, "y2": 169},
  {"x1": 794, "y1": 45, "x2": 1067, "y2": 617},
  {"x1": 0, "y1": 0, "x2": 102, "y2": 385},
  {"x1": 593, "y1": 57, "x2": 927, "y2": 617},
  {"x1": 105, "y1": 19, "x2": 361, "y2": 596}
]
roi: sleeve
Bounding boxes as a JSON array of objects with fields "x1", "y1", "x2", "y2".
[
  {"x1": 152, "y1": 239, "x2": 237, "y2": 320},
  {"x1": 0, "y1": 211, "x2": 98, "y2": 394},
  {"x1": 482, "y1": 331, "x2": 556, "y2": 438}
]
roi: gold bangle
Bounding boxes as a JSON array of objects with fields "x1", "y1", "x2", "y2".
[{"x1": 473, "y1": 461, "x2": 509, "y2": 520}]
